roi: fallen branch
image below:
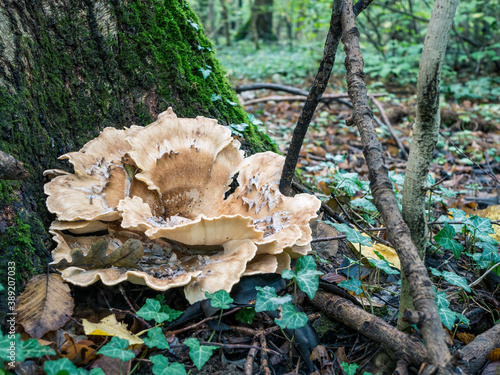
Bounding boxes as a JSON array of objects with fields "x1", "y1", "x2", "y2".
[
  {"x1": 340, "y1": 0, "x2": 459, "y2": 373},
  {"x1": 241, "y1": 92, "x2": 386, "y2": 106},
  {"x1": 458, "y1": 322, "x2": 500, "y2": 374},
  {"x1": 0, "y1": 150, "x2": 29, "y2": 180},
  {"x1": 311, "y1": 290, "x2": 428, "y2": 368}
]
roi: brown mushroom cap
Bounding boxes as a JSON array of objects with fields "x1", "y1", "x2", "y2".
[{"x1": 45, "y1": 109, "x2": 321, "y2": 302}]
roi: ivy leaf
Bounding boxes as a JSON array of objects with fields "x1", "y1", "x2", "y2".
[
  {"x1": 367, "y1": 258, "x2": 400, "y2": 275},
  {"x1": 438, "y1": 186, "x2": 457, "y2": 198},
  {"x1": 0, "y1": 284, "x2": 4, "y2": 291},
  {"x1": 441, "y1": 271, "x2": 471, "y2": 292},
  {"x1": 350, "y1": 197, "x2": 377, "y2": 212},
  {"x1": 143, "y1": 327, "x2": 169, "y2": 349},
  {"x1": 89, "y1": 369, "x2": 106, "y2": 375},
  {"x1": 184, "y1": 338, "x2": 217, "y2": 370},
  {"x1": 430, "y1": 267, "x2": 443, "y2": 277},
  {"x1": 341, "y1": 362, "x2": 359, "y2": 375},
  {"x1": 226, "y1": 99, "x2": 238, "y2": 106},
  {"x1": 205, "y1": 290, "x2": 234, "y2": 309},
  {"x1": 338, "y1": 277, "x2": 363, "y2": 295},
  {"x1": 150, "y1": 355, "x2": 187, "y2": 375},
  {"x1": 199, "y1": 67, "x2": 212, "y2": 79},
  {"x1": 44, "y1": 357, "x2": 88, "y2": 375},
  {"x1": 274, "y1": 302, "x2": 308, "y2": 329},
  {"x1": 137, "y1": 299, "x2": 171, "y2": 323},
  {"x1": 438, "y1": 306, "x2": 459, "y2": 330},
  {"x1": 467, "y1": 215, "x2": 494, "y2": 233},
  {"x1": 160, "y1": 305, "x2": 183, "y2": 321},
  {"x1": 331, "y1": 223, "x2": 372, "y2": 247},
  {"x1": 186, "y1": 19, "x2": 199, "y2": 30},
  {"x1": 434, "y1": 223, "x2": 464, "y2": 258},
  {"x1": 255, "y1": 286, "x2": 292, "y2": 312},
  {"x1": 295, "y1": 256, "x2": 323, "y2": 299},
  {"x1": 235, "y1": 307, "x2": 255, "y2": 325},
  {"x1": 21, "y1": 338, "x2": 56, "y2": 359},
  {"x1": 0, "y1": 332, "x2": 55, "y2": 362},
  {"x1": 435, "y1": 290, "x2": 450, "y2": 308},
  {"x1": 97, "y1": 336, "x2": 135, "y2": 361},
  {"x1": 211, "y1": 93, "x2": 222, "y2": 102}
]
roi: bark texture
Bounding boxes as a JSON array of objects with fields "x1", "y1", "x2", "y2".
[
  {"x1": 399, "y1": 0, "x2": 459, "y2": 330},
  {"x1": 0, "y1": 0, "x2": 275, "y2": 324},
  {"x1": 311, "y1": 291, "x2": 428, "y2": 368},
  {"x1": 340, "y1": 0, "x2": 459, "y2": 373}
]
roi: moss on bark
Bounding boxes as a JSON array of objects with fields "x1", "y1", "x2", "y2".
[{"x1": 0, "y1": 0, "x2": 276, "y2": 324}]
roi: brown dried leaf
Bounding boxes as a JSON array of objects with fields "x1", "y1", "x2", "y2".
[
  {"x1": 59, "y1": 332, "x2": 98, "y2": 364},
  {"x1": 455, "y1": 332, "x2": 475, "y2": 344},
  {"x1": 487, "y1": 348, "x2": 500, "y2": 362},
  {"x1": 54, "y1": 238, "x2": 144, "y2": 270},
  {"x1": 17, "y1": 274, "x2": 74, "y2": 338}
]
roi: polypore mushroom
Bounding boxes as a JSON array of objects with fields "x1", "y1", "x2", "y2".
[{"x1": 45, "y1": 108, "x2": 321, "y2": 303}]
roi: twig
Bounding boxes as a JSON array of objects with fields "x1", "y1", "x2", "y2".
[
  {"x1": 369, "y1": 95, "x2": 409, "y2": 160},
  {"x1": 258, "y1": 331, "x2": 272, "y2": 375},
  {"x1": 244, "y1": 339, "x2": 259, "y2": 375},
  {"x1": 167, "y1": 307, "x2": 242, "y2": 335},
  {"x1": 242, "y1": 92, "x2": 386, "y2": 106},
  {"x1": 468, "y1": 261, "x2": 500, "y2": 288},
  {"x1": 440, "y1": 131, "x2": 500, "y2": 186},
  {"x1": 279, "y1": 0, "x2": 372, "y2": 196}
]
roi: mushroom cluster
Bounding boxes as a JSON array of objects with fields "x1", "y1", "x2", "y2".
[{"x1": 45, "y1": 108, "x2": 321, "y2": 303}]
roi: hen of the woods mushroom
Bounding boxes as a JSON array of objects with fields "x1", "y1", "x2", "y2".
[{"x1": 45, "y1": 108, "x2": 321, "y2": 303}]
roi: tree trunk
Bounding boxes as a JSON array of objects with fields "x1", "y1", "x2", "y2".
[
  {"x1": 398, "y1": 0, "x2": 459, "y2": 331},
  {"x1": 0, "y1": 0, "x2": 275, "y2": 325}
]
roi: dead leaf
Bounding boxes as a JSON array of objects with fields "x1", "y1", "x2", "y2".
[
  {"x1": 354, "y1": 241, "x2": 401, "y2": 270},
  {"x1": 456, "y1": 332, "x2": 475, "y2": 344},
  {"x1": 311, "y1": 220, "x2": 339, "y2": 259},
  {"x1": 487, "y1": 348, "x2": 500, "y2": 362},
  {"x1": 91, "y1": 355, "x2": 132, "y2": 375},
  {"x1": 54, "y1": 238, "x2": 144, "y2": 270},
  {"x1": 16, "y1": 274, "x2": 74, "y2": 338},
  {"x1": 83, "y1": 314, "x2": 144, "y2": 345},
  {"x1": 310, "y1": 345, "x2": 336, "y2": 375},
  {"x1": 59, "y1": 332, "x2": 98, "y2": 364}
]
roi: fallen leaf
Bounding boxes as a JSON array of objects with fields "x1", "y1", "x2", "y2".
[
  {"x1": 83, "y1": 314, "x2": 144, "y2": 345},
  {"x1": 456, "y1": 332, "x2": 475, "y2": 344},
  {"x1": 355, "y1": 242, "x2": 401, "y2": 270},
  {"x1": 16, "y1": 274, "x2": 74, "y2": 338},
  {"x1": 59, "y1": 332, "x2": 98, "y2": 364},
  {"x1": 54, "y1": 238, "x2": 144, "y2": 270}
]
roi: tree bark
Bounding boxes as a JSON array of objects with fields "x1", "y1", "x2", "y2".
[
  {"x1": 0, "y1": 0, "x2": 274, "y2": 325},
  {"x1": 399, "y1": 0, "x2": 459, "y2": 331}
]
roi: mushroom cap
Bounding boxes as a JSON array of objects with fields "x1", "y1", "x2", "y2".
[{"x1": 45, "y1": 109, "x2": 321, "y2": 302}]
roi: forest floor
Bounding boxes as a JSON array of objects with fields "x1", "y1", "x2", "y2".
[{"x1": 8, "y1": 46, "x2": 500, "y2": 375}]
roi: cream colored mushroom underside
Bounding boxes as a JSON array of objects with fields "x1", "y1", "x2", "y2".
[{"x1": 118, "y1": 196, "x2": 264, "y2": 246}]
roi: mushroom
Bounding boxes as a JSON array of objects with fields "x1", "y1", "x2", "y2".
[{"x1": 45, "y1": 108, "x2": 321, "y2": 303}]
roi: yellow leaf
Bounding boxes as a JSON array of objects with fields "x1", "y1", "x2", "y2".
[
  {"x1": 82, "y1": 315, "x2": 143, "y2": 345},
  {"x1": 353, "y1": 239, "x2": 401, "y2": 270}
]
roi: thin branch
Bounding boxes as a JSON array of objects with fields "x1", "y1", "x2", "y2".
[
  {"x1": 369, "y1": 95, "x2": 409, "y2": 160},
  {"x1": 279, "y1": 0, "x2": 373, "y2": 196},
  {"x1": 340, "y1": 0, "x2": 459, "y2": 372}
]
